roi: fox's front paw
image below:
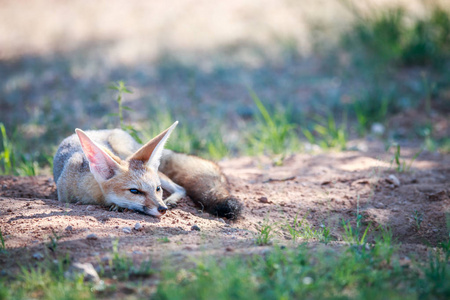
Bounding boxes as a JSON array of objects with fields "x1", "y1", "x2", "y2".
[
  {"x1": 164, "y1": 198, "x2": 178, "y2": 208},
  {"x1": 164, "y1": 196, "x2": 180, "y2": 208},
  {"x1": 109, "y1": 204, "x2": 125, "y2": 212}
]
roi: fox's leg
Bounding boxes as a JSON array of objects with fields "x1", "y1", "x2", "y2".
[{"x1": 159, "y1": 172, "x2": 186, "y2": 207}]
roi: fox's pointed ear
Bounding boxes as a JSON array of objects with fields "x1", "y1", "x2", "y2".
[
  {"x1": 76, "y1": 129, "x2": 121, "y2": 182},
  {"x1": 129, "y1": 121, "x2": 178, "y2": 170}
]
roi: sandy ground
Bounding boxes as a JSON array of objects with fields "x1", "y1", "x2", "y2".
[{"x1": 1, "y1": 146, "x2": 449, "y2": 273}]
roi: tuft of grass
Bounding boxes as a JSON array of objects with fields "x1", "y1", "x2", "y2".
[
  {"x1": 246, "y1": 89, "x2": 299, "y2": 156},
  {"x1": 342, "y1": 200, "x2": 370, "y2": 245},
  {"x1": 372, "y1": 226, "x2": 396, "y2": 264},
  {"x1": 342, "y1": 219, "x2": 370, "y2": 246},
  {"x1": 99, "y1": 239, "x2": 153, "y2": 280},
  {"x1": 412, "y1": 209, "x2": 424, "y2": 231},
  {"x1": 141, "y1": 112, "x2": 206, "y2": 156},
  {"x1": 109, "y1": 81, "x2": 143, "y2": 144},
  {"x1": 302, "y1": 113, "x2": 347, "y2": 150},
  {"x1": 0, "y1": 123, "x2": 14, "y2": 175},
  {"x1": 284, "y1": 214, "x2": 332, "y2": 244},
  {"x1": 352, "y1": 92, "x2": 390, "y2": 136},
  {"x1": 206, "y1": 132, "x2": 230, "y2": 160},
  {"x1": 389, "y1": 144, "x2": 422, "y2": 173},
  {"x1": 342, "y1": 2, "x2": 450, "y2": 68},
  {"x1": 46, "y1": 229, "x2": 62, "y2": 253},
  {"x1": 155, "y1": 242, "x2": 450, "y2": 300},
  {"x1": 256, "y1": 223, "x2": 274, "y2": 246},
  {"x1": 0, "y1": 256, "x2": 94, "y2": 300},
  {"x1": 157, "y1": 237, "x2": 170, "y2": 243},
  {"x1": 0, "y1": 123, "x2": 40, "y2": 176},
  {"x1": 0, "y1": 228, "x2": 5, "y2": 252}
]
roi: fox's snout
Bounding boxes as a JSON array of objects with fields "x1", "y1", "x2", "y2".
[
  {"x1": 143, "y1": 204, "x2": 168, "y2": 218},
  {"x1": 158, "y1": 205, "x2": 168, "y2": 215}
]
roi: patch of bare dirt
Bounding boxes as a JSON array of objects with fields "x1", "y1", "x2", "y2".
[{"x1": 1, "y1": 149, "x2": 449, "y2": 270}]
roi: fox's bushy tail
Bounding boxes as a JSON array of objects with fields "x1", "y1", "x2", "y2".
[{"x1": 159, "y1": 150, "x2": 243, "y2": 219}]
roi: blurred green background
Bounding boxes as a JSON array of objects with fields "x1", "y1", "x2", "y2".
[{"x1": 0, "y1": 0, "x2": 449, "y2": 175}]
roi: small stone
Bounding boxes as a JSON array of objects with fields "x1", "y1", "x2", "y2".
[
  {"x1": 7, "y1": 208, "x2": 12, "y2": 212},
  {"x1": 386, "y1": 175, "x2": 400, "y2": 187},
  {"x1": 65, "y1": 226, "x2": 73, "y2": 232},
  {"x1": 134, "y1": 223, "x2": 142, "y2": 231},
  {"x1": 123, "y1": 227, "x2": 132, "y2": 234},
  {"x1": 86, "y1": 233, "x2": 98, "y2": 240},
  {"x1": 427, "y1": 190, "x2": 447, "y2": 202},
  {"x1": 132, "y1": 250, "x2": 143, "y2": 255},
  {"x1": 371, "y1": 123, "x2": 385, "y2": 135},
  {"x1": 225, "y1": 247, "x2": 234, "y2": 252},
  {"x1": 66, "y1": 262, "x2": 100, "y2": 282},
  {"x1": 374, "y1": 202, "x2": 385, "y2": 209},
  {"x1": 191, "y1": 225, "x2": 201, "y2": 231},
  {"x1": 218, "y1": 218, "x2": 226, "y2": 224},
  {"x1": 2, "y1": 184, "x2": 7, "y2": 190},
  {"x1": 86, "y1": 205, "x2": 96, "y2": 211},
  {"x1": 33, "y1": 252, "x2": 44, "y2": 260},
  {"x1": 258, "y1": 196, "x2": 269, "y2": 203}
]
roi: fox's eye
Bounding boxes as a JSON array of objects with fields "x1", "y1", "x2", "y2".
[
  {"x1": 156, "y1": 186, "x2": 161, "y2": 192},
  {"x1": 129, "y1": 189, "x2": 140, "y2": 194}
]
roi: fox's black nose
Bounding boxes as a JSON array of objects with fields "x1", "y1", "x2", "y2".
[{"x1": 158, "y1": 206, "x2": 168, "y2": 215}]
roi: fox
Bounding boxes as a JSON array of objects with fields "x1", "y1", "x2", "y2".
[{"x1": 53, "y1": 121, "x2": 242, "y2": 219}]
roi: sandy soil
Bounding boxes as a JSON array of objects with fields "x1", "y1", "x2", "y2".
[{"x1": 1, "y1": 146, "x2": 449, "y2": 272}]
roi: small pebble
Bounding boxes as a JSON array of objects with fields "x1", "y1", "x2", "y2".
[
  {"x1": 374, "y1": 202, "x2": 385, "y2": 209},
  {"x1": 371, "y1": 123, "x2": 385, "y2": 135},
  {"x1": 33, "y1": 252, "x2": 44, "y2": 260},
  {"x1": 218, "y1": 218, "x2": 226, "y2": 224},
  {"x1": 86, "y1": 205, "x2": 96, "y2": 211},
  {"x1": 191, "y1": 224, "x2": 201, "y2": 231},
  {"x1": 86, "y1": 233, "x2": 98, "y2": 240},
  {"x1": 386, "y1": 175, "x2": 400, "y2": 187},
  {"x1": 65, "y1": 226, "x2": 73, "y2": 232},
  {"x1": 258, "y1": 196, "x2": 269, "y2": 203},
  {"x1": 123, "y1": 227, "x2": 132, "y2": 234},
  {"x1": 66, "y1": 262, "x2": 100, "y2": 282},
  {"x1": 134, "y1": 223, "x2": 142, "y2": 231}
]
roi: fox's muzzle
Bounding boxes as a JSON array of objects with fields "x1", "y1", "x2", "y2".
[{"x1": 143, "y1": 205, "x2": 168, "y2": 218}]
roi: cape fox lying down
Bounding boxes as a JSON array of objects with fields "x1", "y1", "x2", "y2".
[{"x1": 53, "y1": 122, "x2": 242, "y2": 219}]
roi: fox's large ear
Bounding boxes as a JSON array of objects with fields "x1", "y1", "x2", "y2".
[
  {"x1": 76, "y1": 129, "x2": 121, "y2": 182},
  {"x1": 129, "y1": 121, "x2": 178, "y2": 170}
]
